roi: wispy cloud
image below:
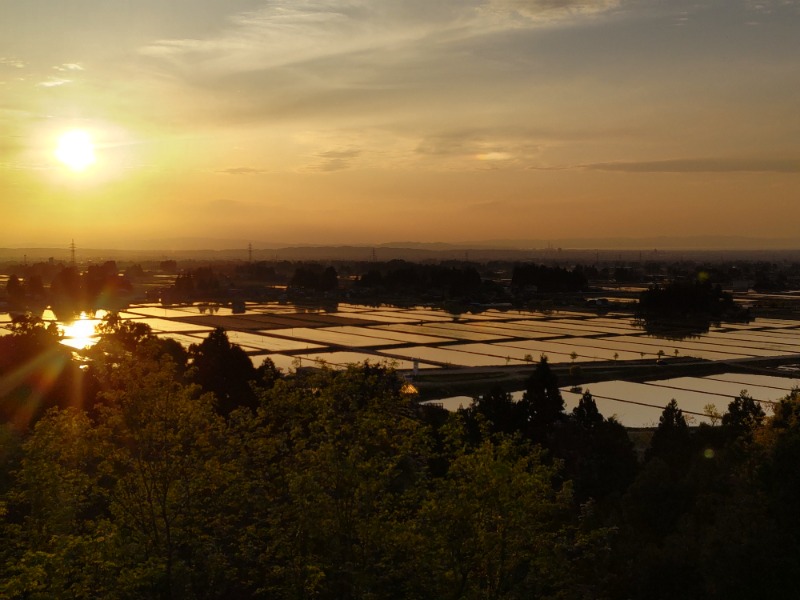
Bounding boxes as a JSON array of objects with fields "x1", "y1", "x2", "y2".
[
  {"x1": 468, "y1": 199, "x2": 509, "y2": 211},
  {"x1": 484, "y1": 0, "x2": 622, "y2": 22},
  {"x1": 37, "y1": 78, "x2": 71, "y2": 87},
  {"x1": 128, "y1": 0, "x2": 648, "y2": 135},
  {"x1": 415, "y1": 129, "x2": 543, "y2": 169},
  {"x1": 582, "y1": 158, "x2": 800, "y2": 173},
  {"x1": 745, "y1": 0, "x2": 800, "y2": 13},
  {"x1": 53, "y1": 63, "x2": 84, "y2": 72},
  {"x1": 0, "y1": 57, "x2": 25, "y2": 69},
  {"x1": 139, "y1": 1, "x2": 411, "y2": 73},
  {"x1": 218, "y1": 167, "x2": 268, "y2": 175},
  {"x1": 138, "y1": 0, "x2": 625, "y2": 77},
  {"x1": 305, "y1": 148, "x2": 362, "y2": 172}
]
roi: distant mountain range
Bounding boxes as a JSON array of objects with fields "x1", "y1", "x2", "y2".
[
  {"x1": 383, "y1": 236, "x2": 800, "y2": 251},
  {"x1": 2, "y1": 236, "x2": 799, "y2": 263}
]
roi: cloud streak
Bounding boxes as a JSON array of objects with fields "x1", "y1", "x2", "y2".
[
  {"x1": 0, "y1": 57, "x2": 25, "y2": 69},
  {"x1": 306, "y1": 148, "x2": 362, "y2": 172},
  {"x1": 218, "y1": 167, "x2": 268, "y2": 175},
  {"x1": 138, "y1": 0, "x2": 625, "y2": 78},
  {"x1": 582, "y1": 158, "x2": 800, "y2": 173},
  {"x1": 53, "y1": 63, "x2": 84, "y2": 72},
  {"x1": 37, "y1": 78, "x2": 71, "y2": 87},
  {"x1": 485, "y1": 0, "x2": 622, "y2": 22}
]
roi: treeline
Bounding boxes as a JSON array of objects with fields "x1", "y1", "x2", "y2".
[
  {"x1": 167, "y1": 260, "x2": 590, "y2": 305},
  {"x1": 166, "y1": 262, "x2": 341, "y2": 302},
  {"x1": 638, "y1": 280, "x2": 743, "y2": 320},
  {"x1": 6, "y1": 262, "x2": 132, "y2": 312},
  {"x1": 288, "y1": 264, "x2": 338, "y2": 293},
  {"x1": 510, "y1": 263, "x2": 588, "y2": 292},
  {"x1": 354, "y1": 261, "x2": 485, "y2": 299},
  {"x1": 354, "y1": 261, "x2": 588, "y2": 299},
  {"x1": 636, "y1": 280, "x2": 751, "y2": 338},
  {"x1": 2, "y1": 318, "x2": 800, "y2": 598}
]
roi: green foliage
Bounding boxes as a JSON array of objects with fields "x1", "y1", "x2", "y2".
[
  {"x1": 11, "y1": 352, "x2": 800, "y2": 598},
  {"x1": 2, "y1": 408, "x2": 115, "y2": 598},
  {"x1": 1, "y1": 359, "x2": 619, "y2": 598},
  {"x1": 420, "y1": 438, "x2": 598, "y2": 599},
  {"x1": 246, "y1": 362, "x2": 432, "y2": 598},
  {"x1": 95, "y1": 362, "x2": 234, "y2": 598}
]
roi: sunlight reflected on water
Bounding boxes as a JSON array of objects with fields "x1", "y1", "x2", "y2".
[{"x1": 60, "y1": 311, "x2": 105, "y2": 350}]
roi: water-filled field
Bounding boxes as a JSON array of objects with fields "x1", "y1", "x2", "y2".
[
  {"x1": 428, "y1": 373, "x2": 800, "y2": 428},
  {"x1": 6, "y1": 301, "x2": 799, "y2": 371},
  {"x1": 7, "y1": 301, "x2": 799, "y2": 427}
]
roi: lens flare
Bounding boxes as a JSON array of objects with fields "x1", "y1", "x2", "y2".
[{"x1": 61, "y1": 312, "x2": 99, "y2": 350}]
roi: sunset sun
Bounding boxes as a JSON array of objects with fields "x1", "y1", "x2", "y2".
[{"x1": 55, "y1": 130, "x2": 96, "y2": 171}]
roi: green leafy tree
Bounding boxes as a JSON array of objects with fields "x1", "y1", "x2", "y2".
[
  {"x1": 93, "y1": 358, "x2": 237, "y2": 598},
  {"x1": 1, "y1": 408, "x2": 115, "y2": 598},
  {"x1": 240, "y1": 362, "x2": 432, "y2": 599},
  {"x1": 420, "y1": 437, "x2": 607, "y2": 599}
]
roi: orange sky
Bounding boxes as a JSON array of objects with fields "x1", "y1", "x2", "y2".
[{"x1": 1, "y1": 1, "x2": 799, "y2": 249}]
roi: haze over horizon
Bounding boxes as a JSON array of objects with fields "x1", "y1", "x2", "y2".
[{"x1": 2, "y1": 0, "x2": 799, "y2": 249}]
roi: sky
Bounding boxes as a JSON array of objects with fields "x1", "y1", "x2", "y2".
[{"x1": 1, "y1": 0, "x2": 799, "y2": 249}]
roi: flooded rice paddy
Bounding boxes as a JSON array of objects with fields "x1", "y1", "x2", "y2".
[
  {"x1": 7, "y1": 301, "x2": 799, "y2": 371},
  {"x1": 6, "y1": 301, "x2": 799, "y2": 427},
  {"x1": 428, "y1": 372, "x2": 800, "y2": 428}
]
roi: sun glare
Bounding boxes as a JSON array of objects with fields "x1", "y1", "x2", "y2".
[
  {"x1": 55, "y1": 130, "x2": 96, "y2": 171},
  {"x1": 61, "y1": 313, "x2": 99, "y2": 350}
]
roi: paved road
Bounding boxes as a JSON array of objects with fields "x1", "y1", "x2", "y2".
[{"x1": 408, "y1": 354, "x2": 800, "y2": 401}]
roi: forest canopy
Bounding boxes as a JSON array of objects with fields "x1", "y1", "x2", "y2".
[{"x1": 1, "y1": 316, "x2": 799, "y2": 599}]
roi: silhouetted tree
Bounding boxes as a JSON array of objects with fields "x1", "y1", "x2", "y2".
[
  {"x1": 6, "y1": 275, "x2": 24, "y2": 306},
  {"x1": 647, "y1": 399, "x2": 693, "y2": 469},
  {"x1": 461, "y1": 385, "x2": 521, "y2": 443},
  {"x1": 573, "y1": 391, "x2": 603, "y2": 427},
  {"x1": 189, "y1": 328, "x2": 257, "y2": 415},
  {"x1": 722, "y1": 392, "x2": 766, "y2": 440},
  {"x1": 520, "y1": 356, "x2": 565, "y2": 438}
]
